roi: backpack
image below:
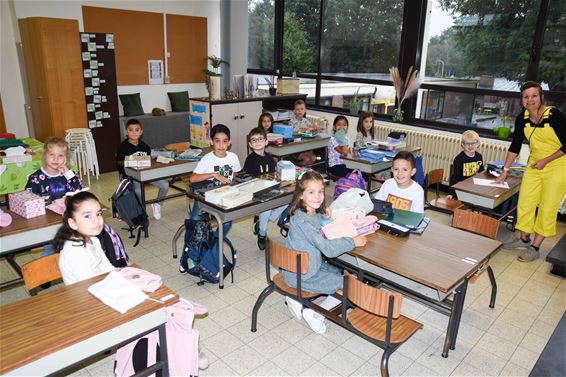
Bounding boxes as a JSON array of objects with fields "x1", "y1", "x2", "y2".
[
  {"x1": 180, "y1": 216, "x2": 236, "y2": 285},
  {"x1": 333, "y1": 169, "x2": 368, "y2": 200},
  {"x1": 97, "y1": 224, "x2": 129, "y2": 267},
  {"x1": 111, "y1": 178, "x2": 149, "y2": 247}
]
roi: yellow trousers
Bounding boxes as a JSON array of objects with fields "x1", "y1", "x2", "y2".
[{"x1": 515, "y1": 161, "x2": 566, "y2": 237}]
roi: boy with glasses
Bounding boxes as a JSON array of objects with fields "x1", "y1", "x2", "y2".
[
  {"x1": 448, "y1": 130, "x2": 484, "y2": 198},
  {"x1": 244, "y1": 127, "x2": 287, "y2": 250}
]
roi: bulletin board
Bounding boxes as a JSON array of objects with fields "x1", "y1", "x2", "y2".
[
  {"x1": 82, "y1": 6, "x2": 164, "y2": 85},
  {"x1": 189, "y1": 100, "x2": 211, "y2": 148},
  {"x1": 166, "y1": 14, "x2": 208, "y2": 84}
]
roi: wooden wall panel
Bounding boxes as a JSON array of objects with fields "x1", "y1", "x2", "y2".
[
  {"x1": 82, "y1": 6, "x2": 164, "y2": 85},
  {"x1": 0, "y1": 96, "x2": 6, "y2": 134},
  {"x1": 166, "y1": 14, "x2": 208, "y2": 84}
]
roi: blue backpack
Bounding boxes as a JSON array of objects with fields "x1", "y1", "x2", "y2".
[{"x1": 179, "y1": 217, "x2": 236, "y2": 285}]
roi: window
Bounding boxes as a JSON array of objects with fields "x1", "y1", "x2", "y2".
[
  {"x1": 539, "y1": 0, "x2": 566, "y2": 92},
  {"x1": 282, "y1": 0, "x2": 320, "y2": 74},
  {"x1": 248, "y1": 0, "x2": 275, "y2": 70},
  {"x1": 321, "y1": 0, "x2": 403, "y2": 77}
]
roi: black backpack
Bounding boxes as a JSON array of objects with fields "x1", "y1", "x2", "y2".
[
  {"x1": 97, "y1": 224, "x2": 129, "y2": 267},
  {"x1": 111, "y1": 178, "x2": 149, "y2": 247}
]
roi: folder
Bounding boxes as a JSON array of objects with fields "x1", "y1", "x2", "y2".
[{"x1": 384, "y1": 209, "x2": 424, "y2": 230}]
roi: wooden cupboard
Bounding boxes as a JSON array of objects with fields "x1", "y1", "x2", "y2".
[{"x1": 19, "y1": 17, "x2": 87, "y2": 141}]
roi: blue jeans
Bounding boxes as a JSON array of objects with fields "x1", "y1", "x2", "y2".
[
  {"x1": 41, "y1": 243, "x2": 55, "y2": 257},
  {"x1": 191, "y1": 201, "x2": 232, "y2": 236},
  {"x1": 133, "y1": 179, "x2": 169, "y2": 205},
  {"x1": 258, "y1": 205, "x2": 287, "y2": 237}
]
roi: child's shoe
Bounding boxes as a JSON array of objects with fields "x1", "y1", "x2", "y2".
[
  {"x1": 151, "y1": 203, "x2": 162, "y2": 220},
  {"x1": 285, "y1": 296, "x2": 303, "y2": 320},
  {"x1": 252, "y1": 216, "x2": 259, "y2": 235},
  {"x1": 257, "y1": 235, "x2": 266, "y2": 250},
  {"x1": 198, "y1": 351, "x2": 209, "y2": 370},
  {"x1": 303, "y1": 308, "x2": 326, "y2": 334}
]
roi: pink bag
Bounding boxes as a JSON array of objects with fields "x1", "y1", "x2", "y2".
[
  {"x1": 119, "y1": 267, "x2": 162, "y2": 293},
  {"x1": 115, "y1": 298, "x2": 207, "y2": 377}
]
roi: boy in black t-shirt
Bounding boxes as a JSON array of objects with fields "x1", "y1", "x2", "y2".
[
  {"x1": 116, "y1": 119, "x2": 169, "y2": 220},
  {"x1": 243, "y1": 127, "x2": 287, "y2": 250},
  {"x1": 448, "y1": 130, "x2": 484, "y2": 198}
]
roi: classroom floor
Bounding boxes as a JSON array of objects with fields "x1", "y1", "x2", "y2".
[{"x1": 1, "y1": 172, "x2": 565, "y2": 377}]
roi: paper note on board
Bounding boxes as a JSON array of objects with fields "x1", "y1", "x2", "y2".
[{"x1": 473, "y1": 178, "x2": 509, "y2": 189}]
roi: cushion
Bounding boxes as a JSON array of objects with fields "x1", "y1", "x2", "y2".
[
  {"x1": 119, "y1": 93, "x2": 144, "y2": 116},
  {"x1": 168, "y1": 91, "x2": 190, "y2": 112}
]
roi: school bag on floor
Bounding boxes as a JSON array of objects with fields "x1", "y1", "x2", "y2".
[
  {"x1": 97, "y1": 223, "x2": 129, "y2": 267},
  {"x1": 179, "y1": 216, "x2": 236, "y2": 285},
  {"x1": 333, "y1": 169, "x2": 368, "y2": 200},
  {"x1": 111, "y1": 178, "x2": 149, "y2": 247},
  {"x1": 114, "y1": 298, "x2": 207, "y2": 377}
]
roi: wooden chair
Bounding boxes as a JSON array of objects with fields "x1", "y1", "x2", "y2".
[
  {"x1": 425, "y1": 168, "x2": 467, "y2": 213},
  {"x1": 251, "y1": 238, "x2": 321, "y2": 332},
  {"x1": 21, "y1": 254, "x2": 62, "y2": 296},
  {"x1": 452, "y1": 208, "x2": 499, "y2": 306},
  {"x1": 340, "y1": 272, "x2": 422, "y2": 377}
]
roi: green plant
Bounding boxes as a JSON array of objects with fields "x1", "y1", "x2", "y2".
[
  {"x1": 202, "y1": 55, "x2": 229, "y2": 77},
  {"x1": 349, "y1": 88, "x2": 362, "y2": 116}
]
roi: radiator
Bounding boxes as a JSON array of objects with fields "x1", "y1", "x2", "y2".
[{"x1": 374, "y1": 125, "x2": 509, "y2": 183}]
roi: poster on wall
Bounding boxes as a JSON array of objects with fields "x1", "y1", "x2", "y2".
[
  {"x1": 148, "y1": 60, "x2": 164, "y2": 85},
  {"x1": 189, "y1": 100, "x2": 210, "y2": 148}
]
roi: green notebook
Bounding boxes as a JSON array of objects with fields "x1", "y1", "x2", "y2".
[{"x1": 384, "y1": 209, "x2": 425, "y2": 230}]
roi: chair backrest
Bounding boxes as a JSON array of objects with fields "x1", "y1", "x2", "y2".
[
  {"x1": 267, "y1": 238, "x2": 309, "y2": 274},
  {"x1": 21, "y1": 254, "x2": 62, "y2": 295},
  {"x1": 452, "y1": 208, "x2": 499, "y2": 239},
  {"x1": 426, "y1": 168, "x2": 444, "y2": 188},
  {"x1": 345, "y1": 273, "x2": 403, "y2": 318}
]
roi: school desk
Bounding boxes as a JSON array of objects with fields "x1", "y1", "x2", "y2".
[
  {"x1": 186, "y1": 178, "x2": 295, "y2": 288},
  {"x1": 0, "y1": 209, "x2": 62, "y2": 289},
  {"x1": 451, "y1": 171, "x2": 521, "y2": 218},
  {"x1": 0, "y1": 271, "x2": 179, "y2": 376},
  {"x1": 333, "y1": 221, "x2": 501, "y2": 358},
  {"x1": 266, "y1": 134, "x2": 331, "y2": 172}
]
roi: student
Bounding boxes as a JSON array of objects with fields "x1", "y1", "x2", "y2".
[
  {"x1": 54, "y1": 192, "x2": 114, "y2": 285},
  {"x1": 26, "y1": 137, "x2": 84, "y2": 201},
  {"x1": 285, "y1": 171, "x2": 367, "y2": 333},
  {"x1": 116, "y1": 119, "x2": 169, "y2": 220},
  {"x1": 448, "y1": 130, "x2": 484, "y2": 196},
  {"x1": 290, "y1": 99, "x2": 317, "y2": 166},
  {"x1": 243, "y1": 127, "x2": 287, "y2": 250},
  {"x1": 185, "y1": 124, "x2": 240, "y2": 242},
  {"x1": 355, "y1": 111, "x2": 375, "y2": 147},
  {"x1": 26, "y1": 137, "x2": 84, "y2": 257},
  {"x1": 258, "y1": 112, "x2": 274, "y2": 134},
  {"x1": 327, "y1": 115, "x2": 352, "y2": 178},
  {"x1": 374, "y1": 151, "x2": 424, "y2": 213}
]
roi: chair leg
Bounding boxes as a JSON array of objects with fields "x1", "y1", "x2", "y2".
[
  {"x1": 171, "y1": 224, "x2": 184, "y2": 259},
  {"x1": 487, "y1": 266, "x2": 497, "y2": 308},
  {"x1": 251, "y1": 284, "x2": 275, "y2": 332},
  {"x1": 380, "y1": 349, "x2": 391, "y2": 377}
]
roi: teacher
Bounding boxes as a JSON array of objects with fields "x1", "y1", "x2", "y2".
[{"x1": 496, "y1": 81, "x2": 566, "y2": 262}]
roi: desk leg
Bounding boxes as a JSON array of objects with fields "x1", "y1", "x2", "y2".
[
  {"x1": 208, "y1": 210, "x2": 224, "y2": 289},
  {"x1": 442, "y1": 280, "x2": 468, "y2": 357},
  {"x1": 158, "y1": 323, "x2": 170, "y2": 377}
]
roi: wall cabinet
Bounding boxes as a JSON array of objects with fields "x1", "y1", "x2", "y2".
[{"x1": 19, "y1": 17, "x2": 87, "y2": 140}]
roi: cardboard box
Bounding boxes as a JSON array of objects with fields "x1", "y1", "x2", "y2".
[
  {"x1": 8, "y1": 191, "x2": 45, "y2": 219},
  {"x1": 124, "y1": 155, "x2": 152, "y2": 169},
  {"x1": 276, "y1": 161, "x2": 296, "y2": 181},
  {"x1": 276, "y1": 78, "x2": 300, "y2": 94}
]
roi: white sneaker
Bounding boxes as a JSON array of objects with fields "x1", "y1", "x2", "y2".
[
  {"x1": 151, "y1": 203, "x2": 161, "y2": 220},
  {"x1": 285, "y1": 296, "x2": 303, "y2": 320},
  {"x1": 198, "y1": 351, "x2": 209, "y2": 370},
  {"x1": 303, "y1": 308, "x2": 326, "y2": 334}
]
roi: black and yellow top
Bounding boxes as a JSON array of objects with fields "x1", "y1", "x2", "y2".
[{"x1": 510, "y1": 106, "x2": 566, "y2": 156}]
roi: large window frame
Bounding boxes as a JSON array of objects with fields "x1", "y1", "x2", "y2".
[{"x1": 248, "y1": 0, "x2": 565, "y2": 138}]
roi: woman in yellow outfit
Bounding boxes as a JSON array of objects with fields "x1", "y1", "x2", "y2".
[{"x1": 496, "y1": 81, "x2": 566, "y2": 262}]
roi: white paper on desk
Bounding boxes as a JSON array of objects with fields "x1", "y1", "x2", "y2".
[
  {"x1": 473, "y1": 178, "x2": 509, "y2": 189},
  {"x1": 88, "y1": 270, "x2": 148, "y2": 314}
]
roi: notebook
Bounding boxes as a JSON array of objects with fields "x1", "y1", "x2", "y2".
[{"x1": 384, "y1": 209, "x2": 425, "y2": 230}]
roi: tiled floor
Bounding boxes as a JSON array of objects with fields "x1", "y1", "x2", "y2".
[{"x1": 1, "y1": 172, "x2": 564, "y2": 377}]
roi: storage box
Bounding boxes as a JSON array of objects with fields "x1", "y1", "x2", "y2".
[
  {"x1": 124, "y1": 154, "x2": 152, "y2": 169},
  {"x1": 221, "y1": 190, "x2": 253, "y2": 208},
  {"x1": 205, "y1": 186, "x2": 237, "y2": 205},
  {"x1": 276, "y1": 161, "x2": 296, "y2": 181},
  {"x1": 151, "y1": 149, "x2": 176, "y2": 159},
  {"x1": 8, "y1": 191, "x2": 45, "y2": 219},
  {"x1": 267, "y1": 133, "x2": 283, "y2": 145},
  {"x1": 276, "y1": 78, "x2": 300, "y2": 94},
  {"x1": 239, "y1": 179, "x2": 279, "y2": 195},
  {"x1": 272, "y1": 124, "x2": 294, "y2": 139}
]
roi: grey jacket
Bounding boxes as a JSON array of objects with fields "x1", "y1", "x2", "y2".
[{"x1": 284, "y1": 210, "x2": 355, "y2": 294}]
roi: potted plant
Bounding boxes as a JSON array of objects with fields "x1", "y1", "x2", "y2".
[
  {"x1": 390, "y1": 66, "x2": 421, "y2": 122},
  {"x1": 265, "y1": 76, "x2": 277, "y2": 96},
  {"x1": 349, "y1": 88, "x2": 362, "y2": 116},
  {"x1": 202, "y1": 55, "x2": 229, "y2": 100}
]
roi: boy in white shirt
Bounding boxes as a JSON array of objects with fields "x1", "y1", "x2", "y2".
[{"x1": 374, "y1": 151, "x2": 424, "y2": 213}]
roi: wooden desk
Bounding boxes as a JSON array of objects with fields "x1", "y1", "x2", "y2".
[
  {"x1": 123, "y1": 149, "x2": 211, "y2": 207},
  {"x1": 188, "y1": 179, "x2": 295, "y2": 288},
  {"x1": 334, "y1": 221, "x2": 501, "y2": 358},
  {"x1": 452, "y1": 171, "x2": 521, "y2": 210},
  {"x1": 0, "y1": 210, "x2": 62, "y2": 288},
  {"x1": 0, "y1": 273, "x2": 178, "y2": 376}
]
